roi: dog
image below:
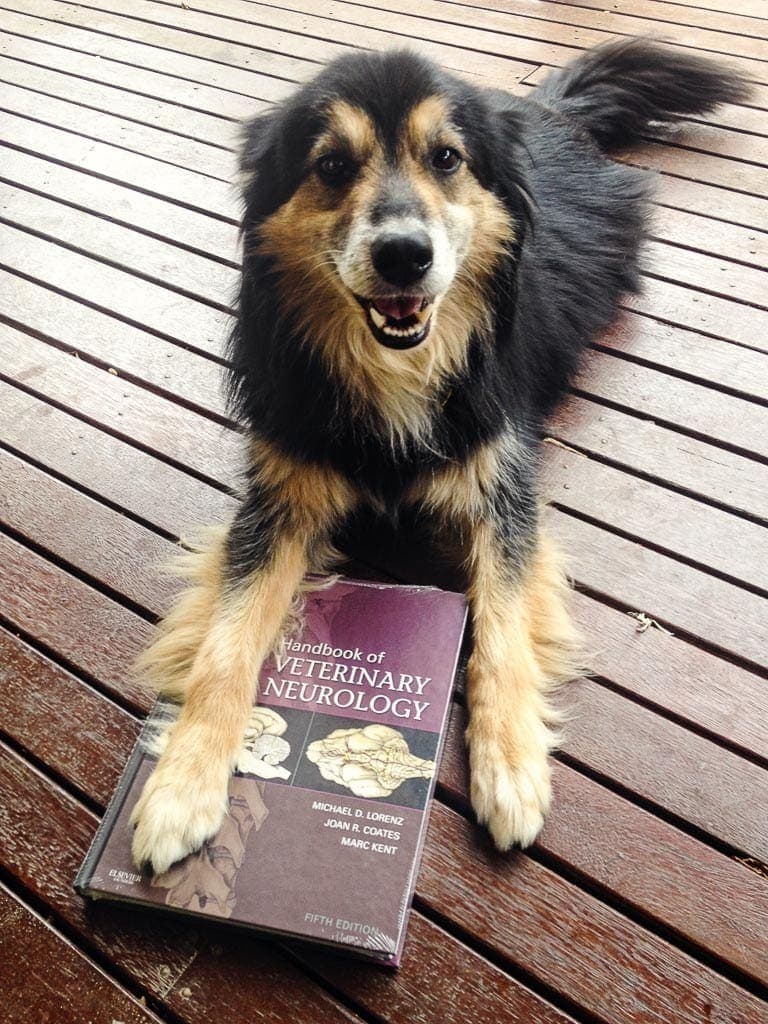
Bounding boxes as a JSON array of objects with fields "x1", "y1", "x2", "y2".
[{"x1": 130, "y1": 39, "x2": 748, "y2": 874}]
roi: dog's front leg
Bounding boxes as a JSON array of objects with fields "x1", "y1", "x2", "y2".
[
  {"x1": 131, "y1": 454, "x2": 355, "y2": 874},
  {"x1": 465, "y1": 512, "x2": 577, "y2": 850}
]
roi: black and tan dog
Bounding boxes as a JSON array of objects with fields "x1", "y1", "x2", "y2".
[{"x1": 130, "y1": 40, "x2": 747, "y2": 874}]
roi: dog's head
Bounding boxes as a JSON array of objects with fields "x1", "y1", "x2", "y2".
[{"x1": 238, "y1": 51, "x2": 526, "y2": 438}]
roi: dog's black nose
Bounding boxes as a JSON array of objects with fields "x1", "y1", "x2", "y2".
[{"x1": 371, "y1": 232, "x2": 433, "y2": 288}]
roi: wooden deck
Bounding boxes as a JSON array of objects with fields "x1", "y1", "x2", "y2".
[{"x1": 0, "y1": 0, "x2": 767, "y2": 1021}]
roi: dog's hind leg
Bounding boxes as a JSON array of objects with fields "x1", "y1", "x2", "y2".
[
  {"x1": 465, "y1": 519, "x2": 579, "y2": 849},
  {"x1": 130, "y1": 447, "x2": 356, "y2": 874}
]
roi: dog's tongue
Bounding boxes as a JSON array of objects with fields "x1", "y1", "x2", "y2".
[{"x1": 373, "y1": 296, "x2": 422, "y2": 321}]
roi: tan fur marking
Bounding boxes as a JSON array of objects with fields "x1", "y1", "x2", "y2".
[
  {"x1": 405, "y1": 96, "x2": 463, "y2": 158},
  {"x1": 311, "y1": 100, "x2": 376, "y2": 163},
  {"x1": 465, "y1": 523, "x2": 580, "y2": 850},
  {"x1": 248, "y1": 436, "x2": 357, "y2": 540},
  {"x1": 407, "y1": 437, "x2": 505, "y2": 522}
]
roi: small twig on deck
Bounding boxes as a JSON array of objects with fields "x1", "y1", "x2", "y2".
[
  {"x1": 627, "y1": 611, "x2": 674, "y2": 636},
  {"x1": 543, "y1": 436, "x2": 582, "y2": 455}
]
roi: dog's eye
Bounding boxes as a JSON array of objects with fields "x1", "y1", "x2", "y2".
[
  {"x1": 316, "y1": 152, "x2": 355, "y2": 185},
  {"x1": 431, "y1": 147, "x2": 462, "y2": 174}
]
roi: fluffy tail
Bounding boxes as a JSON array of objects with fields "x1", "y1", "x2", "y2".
[{"x1": 535, "y1": 38, "x2": 751, "y2": 151}]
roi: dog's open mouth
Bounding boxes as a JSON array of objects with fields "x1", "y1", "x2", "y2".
[{"x1": 356, "y1": 295, "x2": 433, "y2": 350}]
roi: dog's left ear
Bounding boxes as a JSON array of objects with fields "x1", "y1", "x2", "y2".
[{"x1": 482, "y1": 94, "x2": 535, "y2": 237}]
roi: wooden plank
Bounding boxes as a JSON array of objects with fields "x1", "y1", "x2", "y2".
[
  {"x1": 596, "y1": 313, "x2": 768, "y2": 402},
  {"x1": 421, "y1": 802, "x2": 768, "y2": 1023},
  {"x1": 644, "y1": 240, "x2": 767, "y2": 309},
  {"x1": 0, "y1": 77, "x2": 235, "y2": 179},
  {"x1": 0, "y1": 138, "x2": 239, "y2": 261},
  {"x1": 0, "y1": 110, "x2": 236, "y2": 220},
  {"x1": 0, "y1": 46, "x2": 245, "y2": 140},
  {"x1": 652, "y1": 174, "x2": 768, "y2": 233},
  {"x1": 549, "y1": 397, "x2": 768, "y2": 522},
  {"x1": 0, "y1": 181, "x2": 237, "y2": 314},
  {"x1": 0, "y1": 448, "x2": 181, "y2": 617},
  {"x1": 0, "y1": 221, "x2": 231, "y2": 359},
  {"x1": 5, "y1": 617, "x2": 768, "y2": 997},
  {"x1": 575, "y1": 349, "x2": 768, "y2": 457},
  {"x1": 6, "y1": 372, "x2": 765, "y2": 754},
  {"x1": 7, "y1": 135, "x2": 766, "y2": 326},
  {"x1": 296, "y1": 911, "x2": 577, "y2": 1024},
  {"x1": 0, "y1": 381, "x2": 236, "y2": 537},
  {"x1": 438, "y1": 715, "x2": 768, "y2": 987},
  {"x1": 0, "y1": 533, "x2": 153, "y2": 712},
  {"x1": 0, "y1": 324, "x2": 243, "y2": 484},
  {"x1": 549, "y1": 0, "x2": 767, "y2": 34},
  {"x1": 3, "y1": 158, "x2": 764, "y2": 422},
  {"x1": 543, "y1": 444, "x2": 768, "y2": 592},
  {"x1": 552, "y1": 0, "x2": 768, "y2": 29},
  {"x1": 7, "y1": 0, "x2": 535, "y2": 86},
  {"x1": 563, "y1": 681, "x2": 768, "y2": 858},
  {"x1": 4, "y1": 4, "x2": 765, "y2": 214},
  {"x1": 0, "y1": 8, "x2": 298, "y2": 103},
  {"x1": 0, "y1": 270, "x2": 228, "y2": 418},
  {"x1": 0, "y1": 885, "x2": 165, "y2": 1024},
  {"x1": 161, "y1": 0, "x2": 768, "y2": 82},
  {"x1": 570, "y1": 589, "x2": 768, "y2": 760},
  {"x1": 4, "y1": 130, "x2": 765, "y2": 352},
  {"x1": 628, "y1": 274, "x2": 768, "y2": 352},
  {"x1": 9, "y1": 142, "x2": 766, "y2": 343},
  {"x1": 447, "y1": 0, "x2": 768, "y2": 57},
  {"x1": 1, "y1": 64, "x2": 765, "y2": 278},
  {"x1": 7, "y1": 323, "x2": 765, "y2": 668},
  {"x1": 0, "y1": 628, "x2": 140, "y2": 799},
  {"x1": 0, "y1": 28, "x2": 268, "y2": 120},
  {"x1": 621, "y1": 141, "x2": 767, "y2": 199},
  {"x1": 0, "y1": 746, "x2": 364, "y2": 1024},
  {"x1": 548, "y1": 506, "x2": 768, "y2": 670},
  {"x1": 649, "y1": 207, "x2": 768, "y2": 273}
]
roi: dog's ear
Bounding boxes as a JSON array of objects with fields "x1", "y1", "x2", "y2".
[
  {"x1": 480, "y1": 94, "x2": 535, "y2": 238},
  {"x1": 240, "y1": 111, "x2": 277, "y2": 177},
  {"x1": 238, "y1": 110, "x2": 282, "y2": 224}
]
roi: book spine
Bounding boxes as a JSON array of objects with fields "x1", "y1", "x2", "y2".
[{"x1": 73, "y1": 704, "x2": 164, "y2": 893}]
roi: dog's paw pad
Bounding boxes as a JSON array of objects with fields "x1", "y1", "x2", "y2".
[
  {"x1": 130, "y1": 771, "x2": 228, "y2": 875},
  {"x1": 470, "y1": 742, "x2": 551, "y2": 851}
]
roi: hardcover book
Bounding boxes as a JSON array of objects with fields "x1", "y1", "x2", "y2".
[{"x1": 75, "y1": 577, "x2": 467, "y2": 966}]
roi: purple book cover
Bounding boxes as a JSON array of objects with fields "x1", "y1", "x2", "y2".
[{"x1": 75, "y1": 577, "x2": 467, "y2": 966}]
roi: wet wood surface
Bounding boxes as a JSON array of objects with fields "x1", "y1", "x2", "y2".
[{"x1": 1, "y1": 1, "x2": 766, "y2": 1022}]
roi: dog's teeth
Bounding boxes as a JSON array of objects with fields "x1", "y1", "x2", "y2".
[{"x1": 370, "y1": 306, "x2": 386, "y2": 328}]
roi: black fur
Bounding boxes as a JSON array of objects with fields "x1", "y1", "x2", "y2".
[{"x1": 226, "y1": 41, "x2": 748, "y2": 566}]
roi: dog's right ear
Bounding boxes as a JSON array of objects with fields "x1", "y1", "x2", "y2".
[
  {"x1": 238, "y1": 110, "x2": 281, "y2": 223},
  {"x1": 240, "y1": 111, "x2": 276, "y2": 177}
]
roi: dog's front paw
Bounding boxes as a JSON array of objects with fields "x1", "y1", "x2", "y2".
[
  {"x1": 130, "y1": 765, "x2": 229, "y2": 875},
  {"x1": 468, "y1": 733, "x2": 551, "y2": 851}
]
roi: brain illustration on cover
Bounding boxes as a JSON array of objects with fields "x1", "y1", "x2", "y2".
[{"x1": 305, "y1": 724, "x2": 436, "y2": 798}]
